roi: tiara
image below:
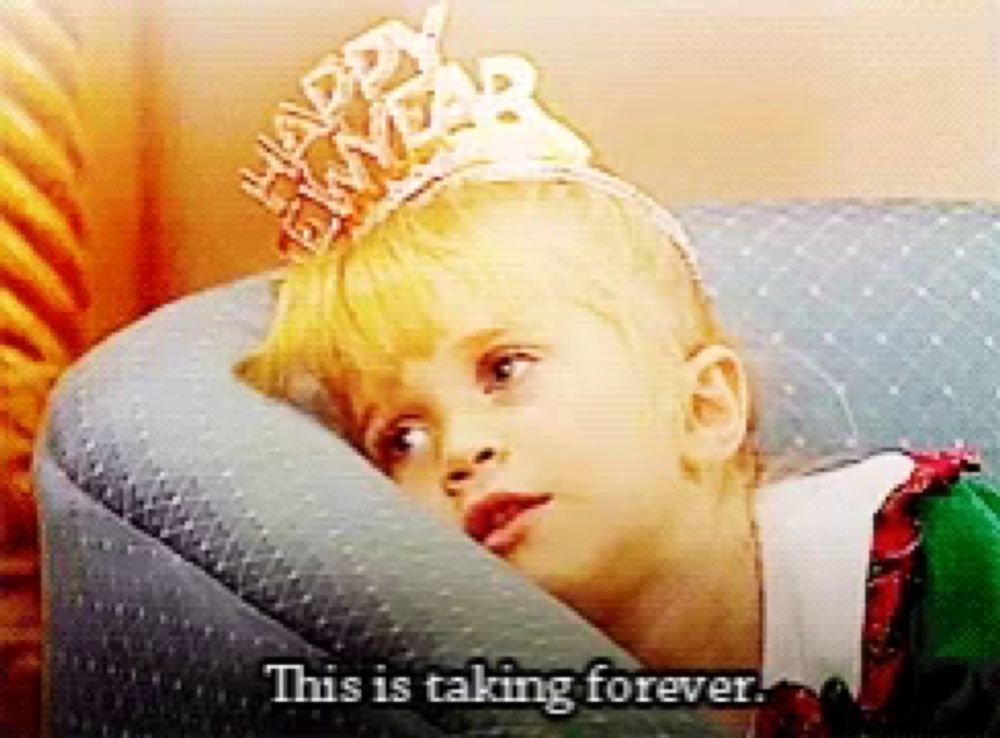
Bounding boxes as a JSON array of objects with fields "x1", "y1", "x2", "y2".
[{"x1": 239, "y1": 1, "x2": 700, "y2": 281}]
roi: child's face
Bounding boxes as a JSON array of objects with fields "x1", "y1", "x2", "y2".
[{"x1": 346, "y1": 209, "x2": 714, "y2": 619}]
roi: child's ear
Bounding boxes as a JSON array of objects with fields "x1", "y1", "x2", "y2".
[{"x1": 679, "y1": 344, "x2": 749, "y2": 464}]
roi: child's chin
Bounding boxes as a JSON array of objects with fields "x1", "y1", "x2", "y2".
[{"x1": 509, "y1": 545, "x2": 603, "y2": 605}]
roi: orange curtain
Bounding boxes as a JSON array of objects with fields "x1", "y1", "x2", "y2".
[{"x1": 1, "y1": 0, "x2": 89, "y2": 734}]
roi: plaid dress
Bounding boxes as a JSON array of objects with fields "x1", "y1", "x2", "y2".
[{"x1": 756, "y1": 450, "x2": 1000, "y2": 737}]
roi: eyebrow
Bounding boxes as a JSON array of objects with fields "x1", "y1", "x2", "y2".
[
  {"x1": 355, "y1": 376, "x2": 397, "y2": 451},
  {"x1": 358, "y1": 403, "x2": 379, "y2": 449},
  {"x1": 453, "y1": 327, "x2": 512, "y2": 357}
]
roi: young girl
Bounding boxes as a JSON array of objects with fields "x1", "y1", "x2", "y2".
[{"x1": 237, "y1": 4, "x2": 1000, "y2": 734}]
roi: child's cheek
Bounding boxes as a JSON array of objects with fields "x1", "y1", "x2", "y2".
[{"x1": 391, "y1": 464, "x2": 453, "y2": 517}]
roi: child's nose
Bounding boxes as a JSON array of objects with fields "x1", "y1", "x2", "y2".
[{"x1": 442, "y1": 445, "x2": 501, "y2": 497}]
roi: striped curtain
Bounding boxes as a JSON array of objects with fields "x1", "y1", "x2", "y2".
[{"x1": 1, "y1": 0, "x2": 89, "y2": 734}]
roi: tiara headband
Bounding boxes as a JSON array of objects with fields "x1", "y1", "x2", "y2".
[{"x1": 240, "y1": 1, "x2": 700, "y2": 282}]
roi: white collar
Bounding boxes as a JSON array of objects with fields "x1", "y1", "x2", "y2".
[{"x1": 755, "y1": 451, "x2": 914, "y2": 696}]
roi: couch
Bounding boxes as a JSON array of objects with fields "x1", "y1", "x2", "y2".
[{"x1": 35, "y1": 200, "x2": 1000, "y2": 736}]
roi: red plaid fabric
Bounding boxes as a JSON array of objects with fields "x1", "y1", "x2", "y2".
[{"x1": 755, "y1": 448, "x2": 980, "y2": 736}]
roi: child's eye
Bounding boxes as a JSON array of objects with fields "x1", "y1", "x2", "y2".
[
  {"x1": 482, "y1": 350, "x2": 536, "y2": 393},
  {"x1": 375, "y1": 420, "x2": 431, "y2": 466}
]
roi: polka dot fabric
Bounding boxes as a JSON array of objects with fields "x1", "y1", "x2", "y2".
[
  {"x1": 684, "y1": 201, "x2": 1000, "y2": 475},
  {"x1": 36, "y1": 201, "x2": 999, "y2": 736}
]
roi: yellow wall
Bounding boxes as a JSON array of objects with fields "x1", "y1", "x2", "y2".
[
  {"x1": 77, "y1": 0, "x2": 144, "y2": 339},
  {"x1": 82, "y1": 0, "x2": 1000, "y2": 332}
]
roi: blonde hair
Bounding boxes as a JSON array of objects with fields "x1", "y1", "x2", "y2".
[{"x1": 237, "y1": 177, "x2": 759, "y2": 483}]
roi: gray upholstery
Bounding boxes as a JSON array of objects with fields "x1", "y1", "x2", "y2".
[{"x1": 36, "y1": 201, "x2": 1000, "y2": 736}]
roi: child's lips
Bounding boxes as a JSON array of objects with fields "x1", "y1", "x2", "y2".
[{"x1": 463, "y1": 491, "x2": 553, "y2": 556}]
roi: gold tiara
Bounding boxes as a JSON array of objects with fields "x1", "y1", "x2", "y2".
[{"x1": 240, "y1": 2, "x2": 701, "y2": 282}]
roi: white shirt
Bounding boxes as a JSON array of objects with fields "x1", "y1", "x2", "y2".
[{"x1": 755, "y1": 452, "x2": 914, "y2": 697}]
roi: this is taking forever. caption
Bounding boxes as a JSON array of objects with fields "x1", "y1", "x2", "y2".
[{"x1": 262, "y1": 658, "x2": 762, "y2": 717}]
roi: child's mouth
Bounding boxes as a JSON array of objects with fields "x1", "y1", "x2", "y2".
[{"x1": 463, "y1": 491, "x2": 552, "y2": 556}]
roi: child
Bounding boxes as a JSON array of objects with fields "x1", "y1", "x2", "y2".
[{"x1": 237, "y1": 4, "x2": 1000, "y2": 734}]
